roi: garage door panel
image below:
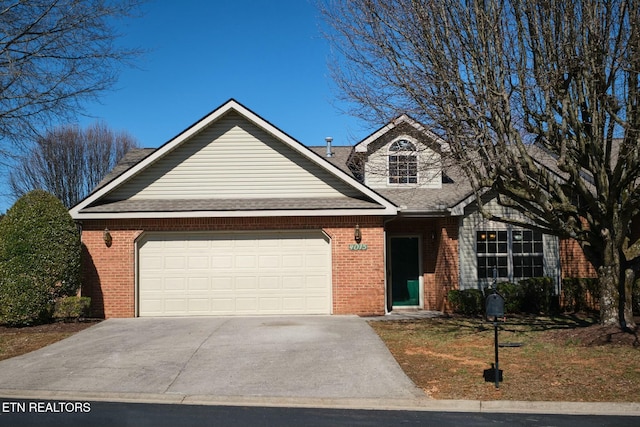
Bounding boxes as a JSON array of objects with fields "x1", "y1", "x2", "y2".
[
  {"x1": 164, "y1": 256, "x2": 186, "y2": 269},
  {"x1": 235, "y1": 255, "x2": 256, "y2": 268},
  {"x1": 259, "y1": 297, "x2": 280, "y2": 312},
  {"x1": 162, "y1": 239, "x2": 186, "y2": 248},
  {"x1": 282, "y1": 254, "x2": 303, "y2": 268},
  {"x1": 164, "y1": 298, "x2": 187, "y2": 313},
  {"x1": 165, "y1": 278, "x2": 186, "y2": 290},
  {"x1": 187, "y1": 239, "x2": 209, "y2": 249},
  {"x1": 188, "y1": 256, "x2": 209, "y2": 269},
  {"x1": 139, "y1": 231, "x2": 331, "y2": 316},
  {"x1": 259, "y1": 276, "x2": 280, "y2": 289},
  {"x1": 211, "y1": 256, "x2": 233, "y2": 268},
  {"x1": 235, "y1": 297, "x2": 258, "y2": 312},
  {"x1": 211, "y1": 298, "x2": 234, "y2": 312},
  {"x1": 306, "y1": 276, "x2": 329, "y2": 289},
  {"x1": 188, "y1": 277, "x2": 209, "y2": 290},
  {"x1": 188, "y1": 299, "x2": 210, "y2": 312},
  {"x1": 258, "y1": 255, "x2": 280, "y2": 268}
]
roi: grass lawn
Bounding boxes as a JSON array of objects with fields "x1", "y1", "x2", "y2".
[{"x1": 369, "y1": 314, "x2": 640, "y2": 402}]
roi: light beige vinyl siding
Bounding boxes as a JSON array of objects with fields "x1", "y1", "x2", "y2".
[
  {"x1": 364, "y1": 138, "x2": 442, "y2": 189},
  {"x1": 459, "y1": 197, "x2": 560, "y2": 291},
  {"x1": 108, "y1": 112, "x2": 360, "y2": 201}
]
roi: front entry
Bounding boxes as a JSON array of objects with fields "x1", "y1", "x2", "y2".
[{"x1": 388, "y1": 236, "x2": 421, "y2": 310}]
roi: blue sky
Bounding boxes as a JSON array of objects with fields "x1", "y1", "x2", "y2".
[
  {"x1": 0, "y1": 0, "x2": 373, "y2": 212},
  {"x1": 79, "y1": 0, "x2": 365, "y2": 149}
]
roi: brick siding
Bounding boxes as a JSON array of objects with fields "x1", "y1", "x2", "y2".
[
  {"x1": 80, "y1": 216, "x2": 386, "y2": 318},
  {"x1": 559, "y1": 237, "x2": 597, "y2": 279}
]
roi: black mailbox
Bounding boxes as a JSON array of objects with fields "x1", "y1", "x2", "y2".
[{"x1": 485, "y1": 292, "x2": 505, "y2": 319}]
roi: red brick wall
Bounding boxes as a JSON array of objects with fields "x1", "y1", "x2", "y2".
[
  {"x1": 81, "y1": 229, "x2": 141, "y2": 318},
  {"x1": 80, "y1": 216, "x2": 386, "y2": 318},
  {"x1": 434, "y1": 218, "x2": 459, "y2": 312},
  {"x1": 559, "y1": 238, "x2": 597, "y2": 278}
]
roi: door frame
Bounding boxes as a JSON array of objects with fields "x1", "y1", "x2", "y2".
[{"x1": 387, "y1": 234, "x2": 423, "y2": 311}]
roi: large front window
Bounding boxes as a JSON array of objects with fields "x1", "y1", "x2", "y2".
[
  {"x1": 389, "y1": 139, "x2": 417, "y2": 184},
  {"x1": 477, "y1": 229, "x2": 544, "y2": 280}
]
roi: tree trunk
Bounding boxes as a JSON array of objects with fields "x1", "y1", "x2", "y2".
[{"x1": 598, "y1": 234, "x2": 636, "y2": 330}]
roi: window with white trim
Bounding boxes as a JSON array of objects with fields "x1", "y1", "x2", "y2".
[
  {"x1": 388, "y1": 139, "x2": 417, "y2": 184},
  {"x1": 477, "y1": 229, "x2": 544, "y2": 280}
]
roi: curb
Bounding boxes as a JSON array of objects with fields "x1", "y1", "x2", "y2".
[{"x1": 0, "y1": 390, "x2": 638, "y2": 416}]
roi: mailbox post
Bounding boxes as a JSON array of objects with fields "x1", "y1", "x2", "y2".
[{"x1": 485, "y1": 289, "x2": 505, "y2": 389}]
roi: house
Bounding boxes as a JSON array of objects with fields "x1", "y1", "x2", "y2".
[{"x1": 70, "y1": 99, "x2": 593, "y2": 318}]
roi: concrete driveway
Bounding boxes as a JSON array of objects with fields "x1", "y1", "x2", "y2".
[{"x1": 0, "y1": 316, "x2": 425, "y2": 403}]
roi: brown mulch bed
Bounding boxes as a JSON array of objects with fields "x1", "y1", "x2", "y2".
[
  {"x1": 0, "y1": 320, "x2": 100, "y2": 334},
  {"x1": 546, "y1": 322, "x2": 640, "y2": 347},
  {"x1": 0, "y1": 320, "x2": 101, "y2": 361}
]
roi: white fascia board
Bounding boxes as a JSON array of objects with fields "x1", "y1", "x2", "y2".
[
  {"x1": 354, "y1": 114, "x2": 449, "y2": 153},
  {"x1": 71, "y1": 206, "x2": 397, "y2": 220},
  {"x1": 449, "y1": 188, "x2": 490, "y2": 216},
  {"x1": 70, "y1": 99, "x2": 396, "y2": 218}
]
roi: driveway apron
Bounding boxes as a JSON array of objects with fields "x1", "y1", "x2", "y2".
[{"x1": 0, "y1": 316, "x2": 425, "y2": 400}]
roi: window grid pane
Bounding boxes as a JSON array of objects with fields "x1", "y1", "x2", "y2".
[
  {"x1": 477, "y1": 230, "x2": 509, "y2": 279},
  {"x1": 389, "y1": 154, "x2": 417, "y2": 184},
  {"x1": 477, "y1": 229, "x2": 545, "y2": 280}
]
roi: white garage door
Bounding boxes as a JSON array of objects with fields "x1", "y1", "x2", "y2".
[{"x1": 137, "y1": 231, "x2": 331, "y2": 316}]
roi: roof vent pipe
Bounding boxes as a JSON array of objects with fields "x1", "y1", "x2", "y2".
[{"x1": 325, "y1": 136, "x2": 333, "y2": 157}]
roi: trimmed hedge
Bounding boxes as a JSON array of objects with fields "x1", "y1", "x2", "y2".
[
  {"x1": 447, "y1": 289, "x2": 484, "y2": 315},
  {"x1": 491, "y1": 282, "x2": 522, "y2": 313},
  {"x1": 0, "y1": 190, "x2": 81, "y2": 325},
  {"x1": 449, "y1": 276, "x2": 639, "y2": 316},
  {"x1": 562, "y1": 278, "x2": 600, "y2": 312},
  {"x1": 449, "y1": 277, "x2": 560, "y2": 316},
  {"x1": 519, "y1": 277, "x2": 559, "y2": 314},
  {"x1": 53, "y1": 296, "x2": 91, "y2": 321}
]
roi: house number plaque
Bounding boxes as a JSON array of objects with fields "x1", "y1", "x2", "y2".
[{"x1": 348, "y1": 244, "x2": 368, "y2": 251}]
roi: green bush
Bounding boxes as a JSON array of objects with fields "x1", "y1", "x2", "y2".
[
  {"x1": 0, "y1": 190, "x2": 81, "y2": 325},
  {"x1": 562, "y1": 278, "x2": 599, "y2": 312},
  {"x1": 562, "y1": 278, "x2": 582, "y2": 312},
  {"x1": 0, "y1": 275, "x2": 53, "y2": 326},
  {"x1": 491, "y1": 282, "x2": 522, "y2": 313},
  {"x1": 448, "y1": 289, "x2": 484, "y2": 315},
  {"x1": 584, "y1": 278, "x2": 600, "y2": 308},
  {"x1": 53, "y1": 296, "x2": 91, "y2": 321},
  {"x1": 519, "y1": 277, "x2": 559, "y2": 314}
]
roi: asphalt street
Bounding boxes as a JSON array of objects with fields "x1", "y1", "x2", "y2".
[{"x1": 0, "y1": 400, "x2": 638, "y2": 427}]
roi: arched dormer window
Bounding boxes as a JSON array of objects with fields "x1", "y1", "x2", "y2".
[{"x1": 388, "y1": 139, "x2": 417, "y2": 184}]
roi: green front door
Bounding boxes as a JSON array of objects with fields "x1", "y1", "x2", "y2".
[{"x1": 389, "y1": 236, "x2": 420, "y2": 307}]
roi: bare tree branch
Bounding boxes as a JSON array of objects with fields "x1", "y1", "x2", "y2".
[
  {"x1": 323, "y1": 0, "x2": 640, "y2": 328},
  {"x1": 0, "y1": 0, "x2": 143, "y2": 151},
  {"x1": 8, "y1": 122, "x2": 138, "y2": 208}
]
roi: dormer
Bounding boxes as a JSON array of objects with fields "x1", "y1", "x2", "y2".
[{"x1": 351, "y1": 115, "x2": 447, "y2": 190}]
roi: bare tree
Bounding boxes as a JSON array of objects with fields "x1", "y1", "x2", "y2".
[
  {"x1": 9, "y1": 122, "x2": 138, "y2": 208},
  {"x1": 0, "y1": 0, "x2": 142, "y2": 151},
  {"x1": 323, "y1": 0, "x2": 640, "y2": 329}
]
